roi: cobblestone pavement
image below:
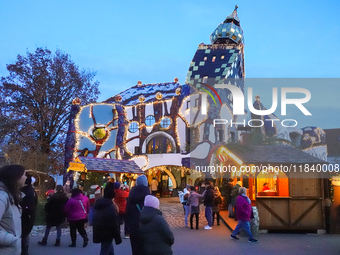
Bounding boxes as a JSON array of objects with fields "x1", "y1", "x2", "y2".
[{"x1": 31, "y1": 197, "x2": 208, "y2": 237}]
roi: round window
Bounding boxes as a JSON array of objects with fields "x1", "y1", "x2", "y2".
[
  {"x1": 145, "y1": 115, "x2": 156, "y2": 127},
  {"x1": 129, "y1": 122, "x2": 139, "y2": 133},
  {"x1": 160, "y1": 117, "x2": 171, "y2": 129}
]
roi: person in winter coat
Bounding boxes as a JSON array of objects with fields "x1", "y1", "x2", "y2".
[
  {"x1": 187, "y1": 186, "x2": 205, "y2": 230},
  {"x1": 203, "y1": 183, "x2": 215, "y2": 230},
  {"x1": 212, "y1": 186, "x2": 222, "y2": 226},
  {"x1": 139, "y1": 195, "x2": 174, "y2": 255},
  {"x1": 0, "y1": 164, "x2": 27, "y2": 255},
  {"x1": 125, "y1": 175, "x2": 150, "y2": 255},
  {"x1": 64, "y1": 188, "x2": 90, "y2": 248},
  {"x1": 113, "y1": 182, "x2": 130, "y2": 238},
  {"x1": 178, "y1": 185, "x2": 190, "y2": 227},
  {"x1": 20, "y1": 173, "x2": 38, "y2": 255},
  {"x1": 38, "y1": 185, "x2": 69, "y2": 246},
  {"x1": 92, "y1": 182, "x2": 122, "y2": 255},
  {"x1": 224, "y1": 178, "x2": 234, "y2": 217},
  {"x1": 230, "y1": 187, "x2": 258, "y2": 243},
  {"x1": 230, "y1": 181, "x2": 242, "y2": 220}
]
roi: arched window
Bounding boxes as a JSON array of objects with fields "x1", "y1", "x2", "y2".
[{"x1": 146, "y1": 136, "x2": 174, "y2": 154}]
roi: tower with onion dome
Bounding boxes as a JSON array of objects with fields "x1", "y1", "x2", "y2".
[{"x1": 186, "y1": 5, "x2": 247, "y2": 144}]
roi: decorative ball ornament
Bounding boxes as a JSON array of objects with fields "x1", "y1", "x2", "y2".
[
  {"x1": 174, "y1": 77, "x2": 179, "y2": 83},
  {"x1": 139, "y1": 95, "x2": 145, "y2": 102},
  {"x1": 218, "y1": 154, "x2": 228, "y2": 163},
  {"x1": 156, "y1": 92, "x2": 163, "y2": 100},
  {"x1": 93, "y1": 128, "x2": 107, "y2": 140},
  {"x1": 176, "y1": 87, "x2": 181, "y2": 95},
  {"x1": 137, "y1": 80, "x2": 142, "y2": 86},
  {"x1": 72, "y1": 98, "x2": 81, "y2": 105},
  {"x1": 115, "y1": 95, "x2": 122, "y2": 102},
  {"x1": 255, "y1": 95, "x2": 261, "y2": 101}
]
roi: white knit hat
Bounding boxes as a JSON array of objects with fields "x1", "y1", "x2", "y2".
[{"x1": 144, "y1": 195, "x2": 159, "y2": 209}]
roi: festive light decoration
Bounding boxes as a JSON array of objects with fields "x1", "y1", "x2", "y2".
[
  {"x1": 72, "y1": 98, "x2": 81, "y2": 105},
  {"x1": 114, "y1": 95, "x2": 122, "y2": 102},
  {"x1": 217, "y1": 153, "x2": 228, "y2": 163},
  {"x1": 156, "y1": 92, "x2": 163, "y2": 100},
  {"x1": 139, "y1": 95, "x2": 145, "y2": 102}
]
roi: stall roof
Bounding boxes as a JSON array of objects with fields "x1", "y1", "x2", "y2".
[
  {"x1": 74, "y1": 157, "x2": 144, "y2": 174},
  {"x1": 230, "y1": 145, "x2": 328, "y2": 164}
]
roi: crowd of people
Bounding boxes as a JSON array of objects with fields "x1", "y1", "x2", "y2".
[{"x1": 0, "y1": 164, "x2": 257, "y2": 255}]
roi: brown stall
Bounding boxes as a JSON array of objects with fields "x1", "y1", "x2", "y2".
[{"x1": 227, "y1": 145, "x2": 329, "y2": 233}]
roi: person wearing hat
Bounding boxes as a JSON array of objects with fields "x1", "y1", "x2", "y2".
[
  {"x1": 125, "y1": 175, "x2": 150, "y2": 255},
  {"x1": 92, "y1": 182, "x2": 122, "y2": 255},
  {"x1": 20, "y1": 172, "x2": 38, "y2": 255},
  {"x1": 139, "y1": 195, "x2": 174, "y2": 255}
]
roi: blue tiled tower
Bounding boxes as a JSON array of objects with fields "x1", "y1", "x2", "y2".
[{"x1": 186, "y1": 5, "x2": 245, "y2": 108}]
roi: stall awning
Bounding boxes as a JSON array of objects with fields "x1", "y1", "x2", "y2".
[{"x1": 68, "y1": 156, "x2": 143, "y2": 174}]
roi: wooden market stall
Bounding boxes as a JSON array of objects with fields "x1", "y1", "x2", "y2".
[{"x1": 227, "y1": 145, "x2": 329, "y2": 232}]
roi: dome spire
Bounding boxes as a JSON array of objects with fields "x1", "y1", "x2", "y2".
[
  {"x1": 224, "y1": 5, "x2": 240, "y2": 26},
  {"x1": 210, "y1": 5, "x2": 243, "y2": 44}
]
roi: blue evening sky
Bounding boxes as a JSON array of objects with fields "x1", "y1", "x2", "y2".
[{"x1": 0, "y1": 0, "x2": 339, "y2": 129}]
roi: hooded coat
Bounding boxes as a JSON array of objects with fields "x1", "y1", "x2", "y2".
[
  {"x1": 139, "y1": 206, "x2": 174, "y2": 255},
  {"x1": 64, "y1": 193, "x2": 90, "y2": 222},
  {"x1": 203, "y1": 185, "x2": 215, "y2": 207},
  {"x1": 125, "y1": 177, "x2": 150, "y2": 228},
  {"x1": 0, "y1": 181, "x2": 22, "y2": 255},
  {"x1": 125, "y1": 175, "x2": 150, "y2": 255},
  {"x1": 92, "y1": 197, "x2": 122, "y2": 244},
  {"x1": 45, "y1": 191, "x2": 69, "y2": 226}
]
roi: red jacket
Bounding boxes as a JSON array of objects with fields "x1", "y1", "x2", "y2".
[
  {"x1": 114, "y1": 188, "x2": 129, "y2": 214},
  {"x1": 235, "y1": 195, "x2": 252, "y2": 221}
]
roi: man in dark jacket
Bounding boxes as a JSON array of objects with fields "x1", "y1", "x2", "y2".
[
  {"x1": 125, "y1": 175, "x2": 150, "y2": 255},
  {"x1": 231, "y1": 181, "x2": 242, "y2": 220},
  {"x1": 203, "y1": 183, "x2": 215, "y2": 230},
  {"x1": 140, "y1": 195, "x2": 174, "y2": 255},
  {"x1": 20, "y1": 173, "x2": 38, "y2": 255},
  {"x1": 38, "y1": 185, "x2": 69, "y2": 246},
  {"x1": 92, "y1": 182, "x2": 122, "y2": 255}
]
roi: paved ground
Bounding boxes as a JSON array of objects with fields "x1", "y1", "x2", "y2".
[{"x1": 29, "y1": 197, "x2": 340, "y2": 255}]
